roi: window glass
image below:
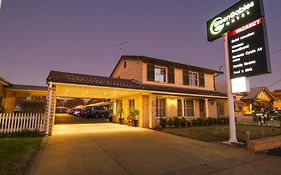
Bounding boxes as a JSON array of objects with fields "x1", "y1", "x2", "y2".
[
  {"x1": 189, "y1": 72, "x2": 198, "y2": 86},
  {"x1": 177, "y1": 99, "x2": 182, "y2": 116},
  {"x1": 184, "y1": 100, "x2": 194, "y2": 116},
  {"x1": 129, "y1": 99, "x2": 135, "y2": 111},
  {"x1": 155, "y1": 67, "x2": 166, "y2": 82},
  {"x1": 156, "y1": 99, "x2": 166, "y2": 117}
]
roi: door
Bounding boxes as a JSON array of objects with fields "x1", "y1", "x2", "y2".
[{"x1": 199, "y1": 100, "x2": 205, "y2": 118}]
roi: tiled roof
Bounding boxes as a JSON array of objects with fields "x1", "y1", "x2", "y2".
[
  {"x1": 110, "y1": 55, "x2": 223, "y2": 77},
  {"x1": 6, "y1": 84, "x2": 48, "y2": 91},
  {"x1": 47, "y1": 71, "x2": 226, "y2": 97}
]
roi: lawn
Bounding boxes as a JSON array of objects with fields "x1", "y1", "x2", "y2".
[
  {"x1": 0, "y1": 137, "x2": 42, "y2": 175},
  {"x1": 161, "y1": 124, "x2": 281, "y2": 143}
]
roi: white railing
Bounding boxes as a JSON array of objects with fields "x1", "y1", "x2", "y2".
[{"x1": 0, "y1": 113, "x2": 45, "y2": 133}]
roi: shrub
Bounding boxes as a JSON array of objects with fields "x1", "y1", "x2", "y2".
[
  {"x1": 180, "y1": 117, "x2": 187, "y2": 127},
  {"x1": 174, "y1": 117, "x2": 181, "y2": 127},
  {"x1": 160, "y1": 118, "x2": 167, "y2": 128},
  {"x1": 0, "y1": 129, "x2": 44, "y2": 138},
  {"x1": 167, "y1": 118, "x2": 174, "y2": 127}
]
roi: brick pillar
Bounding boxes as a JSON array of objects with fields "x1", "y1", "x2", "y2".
[
  {"x1": 45, "y1": 82, "x2": 56, "y2": 136},
  {"x1": 142, "y1": 95, "x2": 149, "y2": 128},
  {"x1": 151, "y1": 94, "x2": 157, "y2": 129}
]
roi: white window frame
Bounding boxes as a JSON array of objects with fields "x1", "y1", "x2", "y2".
[
  {"x1": 184, "y1": 99, "x2": 194, "y2": 116},
  {"x1": 156, "y1": 98, "x2": 166, "y2": 118},
  {"x1": 155, "y1": 66, "x2": 166, "y2": 83},
  {"x1": 189, "y1": 71, "x2": 198, "y2": 86}
]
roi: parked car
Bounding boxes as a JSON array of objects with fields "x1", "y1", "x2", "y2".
[
  {"x1": 85, "y1": 106, "x2": 109, "y2": 118},
  {"x1": 72, "y1": 108, "x2": 86, "y2": 117}
]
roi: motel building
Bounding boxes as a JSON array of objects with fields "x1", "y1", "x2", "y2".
[
  {"x1": 1, "y1": 55, "x2": 227, "y2": 135},
  {"x1": 45, "y1": 55, "x2": 227, "y2": 135}
]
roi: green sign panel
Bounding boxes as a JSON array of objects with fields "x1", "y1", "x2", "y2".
[{"x1": 207, "y1": 0, "x2": 264, "y2": 41}]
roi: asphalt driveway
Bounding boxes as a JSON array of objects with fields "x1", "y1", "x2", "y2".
[{"x1": 29, "y1": 123, "x2": 281, "y2": 175}]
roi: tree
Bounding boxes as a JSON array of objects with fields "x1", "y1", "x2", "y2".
[{"x1": 64, "y1": 98, "x2": 84, "y2": 108}]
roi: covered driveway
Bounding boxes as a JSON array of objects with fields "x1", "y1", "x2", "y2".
[{"x1": 29, "y1": 123, "x2": 281, "y2": 175}]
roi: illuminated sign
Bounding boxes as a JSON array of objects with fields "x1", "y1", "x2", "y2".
[
  {"x1": 228, "y1": 17, "x2": 271, "y2": 78},
  {"x1": 231, "y1": 77, "x2": 250, "y2": 93},
  {"x1": 207, "y1": 0, "x2": 264, "y2": 41}
]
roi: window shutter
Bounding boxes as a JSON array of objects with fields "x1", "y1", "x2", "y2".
[
  {"x1": 168, "y1": 67, "x2": 175, "y2": 84},
  {"x1": 183, "y1": 69, "x2": 189, "y2": 85},
  {"x1": 199, "y1": 72, "x2": 205, "y2": 87},
  {"x1": 147, "y1": 64, "x2": 155, "y2": 81}
]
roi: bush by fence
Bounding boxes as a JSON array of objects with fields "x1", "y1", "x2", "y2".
[
  {"x1": 253, "y1": 110, "x2": 281, "y2": 127},
  {"x1": 159, "y1": 117, "x2": 229, "y2": 128}
]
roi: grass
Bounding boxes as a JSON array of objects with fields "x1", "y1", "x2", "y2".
[
  {"x1": 160, "y1": 124, "x2": 281, "y2": 143},
  {"x1": 0, "y1": 137, "x2": 42, "y2": 175}
]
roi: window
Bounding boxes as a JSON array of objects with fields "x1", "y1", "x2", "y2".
[
  {"x1": 183, "y1": 69, "x2": 189, "y2": 85},
  {"x1": 189, "y1": 72, "x2": 198, "y2": 86},
  {"x1": 147, "y1": 64, "x2": 155, "y2": 81},
  {"x1": 168, "y1": 67, "x2": 175, "y2": 83},
  {"x1": 156, "y1": 99, "x2": 166, "y2": 117},
  {"x1": 184, "y1": 100, "x2": 194, "y2": 116},
  {"x1": 129, "y1": 99, "x2": 135, "y2": 111},
  {"x1": 199, "y1": 72, "x2": 205, "y2": 87},
  {"x1": 155, "y1": 67, "x2": 166, "y2": 82},
  {"x1": 177, "y1": 99, "x2": 182, "y2": 116},
  {"x1": 124, "y1": 61, "x2": 127, "y2": 68}
]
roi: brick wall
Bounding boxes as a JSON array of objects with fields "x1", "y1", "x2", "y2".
[{"x1": 142, "y1": 95, "x2": 149, "y2": 128}]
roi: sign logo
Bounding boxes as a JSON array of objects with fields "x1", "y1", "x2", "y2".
[
  {"x1": 207, "y1": 0, "x2": 264, "y2": 41},
  {"x1": 209, "y1": 1, "x2": 255, "y2": 36}
]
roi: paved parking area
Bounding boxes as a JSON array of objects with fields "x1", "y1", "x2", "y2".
[{"x1": 29, "y1": 123, "x2": 281, "y2": 175}]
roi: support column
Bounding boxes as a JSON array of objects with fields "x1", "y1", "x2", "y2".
[
  {"x1": 149, "y1": 94, "x2": 156, "y2": 128},
  {"x1": 45, "y1": 82, "x2": 56, "y2": 136},
  {"x1": 205, "y1": 98, "x2": 209, "y2": 118},
  {"x1": 181, "y1": 98, "x2": 185, "y2": 117}
]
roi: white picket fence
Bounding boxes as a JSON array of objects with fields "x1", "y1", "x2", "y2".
[{"x1": 0, "y1": 113, "x2": 45, "y2": 133}]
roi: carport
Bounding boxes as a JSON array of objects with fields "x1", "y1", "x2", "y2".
[
  {"x1": 45, "y1": 71, "x2": 154, "y2": 135},
  {"x1": 45, "y1": 70, "x2": 227, "y2": 136}
]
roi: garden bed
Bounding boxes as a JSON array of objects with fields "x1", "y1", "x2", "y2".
[{"x1": 160, "y1": 124, "x2": 281, "y2": 143}]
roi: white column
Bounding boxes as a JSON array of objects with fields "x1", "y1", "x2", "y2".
[
  {"x1": 205, "y1": 98, "x2": 209, "y2": 118},
  {"x1": 181, "y1": 98, "x2": 185, "y2": 117},
  {"x1": 224, "y1": 33, "x2": 238, "y2": 143},
  {"x1": 46, "y1": 82, "x2": 53, "y2": 135}
]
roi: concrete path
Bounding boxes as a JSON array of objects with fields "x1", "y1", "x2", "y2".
[{"x1": 29, "y1": 123, "x2": 281, "y2": 175}]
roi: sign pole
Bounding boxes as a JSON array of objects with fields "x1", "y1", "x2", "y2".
[{"x1": 224, "y1": 33, "x2": 238, "y2": 143}]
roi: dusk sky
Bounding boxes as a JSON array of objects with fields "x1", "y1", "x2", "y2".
[{"x1": 0, "y1": 0, "x2": 280, "y2": 90}]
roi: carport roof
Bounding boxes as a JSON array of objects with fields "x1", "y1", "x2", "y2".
[{"x1": 47, "y1": 71, "x2": 226, "y2": 97}]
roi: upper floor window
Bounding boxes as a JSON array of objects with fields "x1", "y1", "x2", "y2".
[
  {"x1": 155, "y1": 67, "x2": 166, "y2": 82},
  {"x1": 189, "y1": 72, "x2": 198, "y2": 86},
  {"x1": 147, "y1": 64, "x2": 171, "y2": 83},
  {"x1": 183, "y1": 69, "x2": 205, "y2": 87}
]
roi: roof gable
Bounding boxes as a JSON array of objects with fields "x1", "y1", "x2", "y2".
[
  {"x1": 241, "y1": 87, "x2": 277, "y2": 101},
  {"x1": 110, "y1": 55, "x2": 222, "y2": 77}
]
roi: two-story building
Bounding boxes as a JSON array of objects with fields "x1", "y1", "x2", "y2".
[{"x1": 46, "y1": 55, "x2": 227, "y2": 135}]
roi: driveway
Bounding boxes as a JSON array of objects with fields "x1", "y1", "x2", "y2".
[{"x1": 29, "y1": 123, "x2": 281, "y2": 175}]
